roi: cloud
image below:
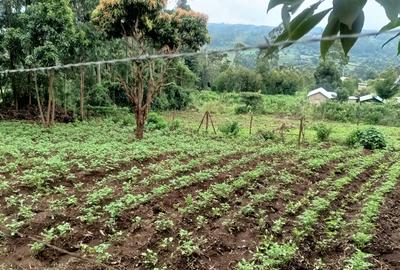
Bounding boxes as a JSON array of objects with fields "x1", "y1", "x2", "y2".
[{"x1": 187, "y1": 0, "x2": 389, "y2": 30}]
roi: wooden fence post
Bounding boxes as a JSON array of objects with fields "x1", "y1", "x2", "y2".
[
  {"x1": 249, "y1": 113, "x2": 254, "y2": 135},
  {"x1": 298, "y1": 116, "x2": 305, "y2": 146}
]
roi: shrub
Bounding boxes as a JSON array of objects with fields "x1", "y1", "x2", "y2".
[
  {"x1": 87, "y1": 84, "x2": 113, "y2": 107},
  {"x1": 234, "y1": 92, "x2": 265, "y2": 114},
  {"x1": 346, "y1": 130, "x2": 363, "y2": 146},
  {"x1": 214, "y1": 66, "x2": 263, "y2": 92},
  {"x1": 219, "y1": 122, "x2": 240, "y2": 136},
  {"x1": 346, "y1": 128, "x2": 386, "y2": 150},
  {"x1": 257, "y1": 130, "x2": 277, "y2": 141},
  {"x1": 146, "y1": 113, "x2": 167, "y2": 131},
  {"x1": 168, "y1": 119, "x2": 182, "y2": 131},
  {"x1": 313, "y1": 124, "x2": 332, "y2": 142},
  {"x1": 152, "y1": 84, "x2": 192, "y2": 111},
  {"x1": 263, "y1": 68, "x2": 304, "y2": 95}
]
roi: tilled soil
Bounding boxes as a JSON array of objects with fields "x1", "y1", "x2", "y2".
[{"x1": 368, "y1": 182, "x2": 400, "y2": 270}]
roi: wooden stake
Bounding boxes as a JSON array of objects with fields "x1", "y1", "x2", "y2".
[
  {"x1": 298, "y1": 116, "x2": 305, "y2": 146},
  {"x1": 79, "y1": 66, "x2": 85, "y2": 121},
  {"x1": 249, "y1": 113, "x2": 254, "y2": 135},
  {"x1": 197, "y1": 112, "x2": 207, "y2": 133},
  {"x1": 205, "y1": 111, "x2": 209, "y2": 132},
  {"x1": 209, "y1": 112, "x2": 217, "y2": 134}
]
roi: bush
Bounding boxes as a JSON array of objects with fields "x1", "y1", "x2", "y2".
[
  {"x1": 87, "y1": 84, "x2": 113, "y2": 107},
  {"x1": 146, "y1": 113, "x2": 167, "y2": 131},
  {"x1": 313, "y1": 124, "x2": 332, "y2": 142},
  {"x1": 168, "y1": 119, "x2": 182, "y2": 131},
  {"x1": 235, "y1": 106, "x2": 250, "y2": 115},
  {"x1": 219, "y1": 122, "x2": 240, "y2": 136},
  {"x1": 257, "y1": 130, "x2": 277, "y2": 141},
  {"x1": 152, "y1": 84, "x2": 192, "y2": 111},
  {"x1": 346, "y1": 128, "x2": 386, "y2": 150},
  {"x1": 214, "y1": 66, "x2": 263, "y2": 92},
  {"x1": 263, "y1": 68, "x2": 304, "y2": 95}
]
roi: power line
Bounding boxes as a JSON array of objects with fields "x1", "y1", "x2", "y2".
[{"x1": 1, "y1": 29, "x2": 400, "y2": 74}]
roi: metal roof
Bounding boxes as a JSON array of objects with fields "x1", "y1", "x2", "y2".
[{"x1": 307, "y1": 87, "x2": 337, "y2": 99}]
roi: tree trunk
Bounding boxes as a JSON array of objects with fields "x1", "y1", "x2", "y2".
[
  {"x1": 96, "y1": 64, "x2": 101, "y2": 85},
  {"x1": 46, "y1": 71, "x2": 55, "y2": 127},
  {"x1": 135, "y1": 108, "x2": 145, "y2": 140},
  {"x1": 80, "y1": 66, "x2": 85, "y2": 121},
  {"x1": 34, "y1": 72, "x2": 46, "y2": 126},
  {"x1": 28, "y1": 73, "x2": 32, "y2": 106},
  {"x1": 63, "y1": 74, "x2": 67, "y2": 116}
]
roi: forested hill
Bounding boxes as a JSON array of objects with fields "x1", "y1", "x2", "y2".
[{"x1": 207, "y1": 23, "x2": 400, "y2": 72}]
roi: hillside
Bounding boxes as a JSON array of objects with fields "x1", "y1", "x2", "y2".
[{"x1": 207, "y1": 23, "x2": 400, "y2": 75}]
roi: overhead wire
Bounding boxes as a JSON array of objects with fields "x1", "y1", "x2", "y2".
[{"x1": 0, "y1": 29, "x2": 400, "y2": 74}]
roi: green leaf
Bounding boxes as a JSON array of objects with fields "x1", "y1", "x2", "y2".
[
  {"x1": 321, "y1": 13, "x2": 340, "y2": 59},
  {"x1": 340, "y1": 11, "x2": 365, "y2": 56},
  {"x1": 333, "y1": 0, "x2": 367, "y2": 29},
  {"x1": 268, "y1": 0, "x2": 289, "y2": 12},
  {"x1": 398, "y1": 41, "x2": 400, "y2": 55},
  {"x1": 267, "y1": 1, "x2": 323, "y2": 54},
  {"x1": 379, "y1": 19, "x2": 400, "y2": 33},
  {"x1": 289, "y1": 8, "x2": 332, "y2": 41},
  {"x1": 282, "y1": 5, "x2": 291, "y2": 32},
  {"x1": 376, "y1": 0, "x2": 400, "y2": 21}
]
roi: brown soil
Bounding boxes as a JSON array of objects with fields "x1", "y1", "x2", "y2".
[
  {"x1": 0, "y1": 105, "x2": 73, "y2": 123},
  {"x1": 286, "y1": 157, "x2": 391, "y2": 270},
  {"x1": 368, "y1": 182, "x2": 400, "y2": 270}
]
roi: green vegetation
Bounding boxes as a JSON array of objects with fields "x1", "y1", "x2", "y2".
[{"x1": 1, "y1": 1, "x2": 400, "y2": 270}]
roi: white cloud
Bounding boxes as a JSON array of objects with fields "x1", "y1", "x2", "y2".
[{"x1": 185, "y1": 0, "x2": 389, "y2": 30}]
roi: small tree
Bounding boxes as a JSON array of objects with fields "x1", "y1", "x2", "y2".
[
  {"x1": 314, "y1": 61, "x2": 341, "y2": 92},
  {"x1": 374, "y1": 69, "x2": 400, "y2": 99},
  {"x1": 92, "y1": 0, "x2": 209, "y2": 139}
]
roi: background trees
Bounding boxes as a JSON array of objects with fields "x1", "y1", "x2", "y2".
[
  {"x1": 314, "y1": 61, "x2": 341, "y2": 92},
  {"x1": 374, "y1": 69, "x2": 400, "y2": 99}
]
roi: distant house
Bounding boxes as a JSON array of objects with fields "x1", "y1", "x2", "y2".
[
  {"x1": 348, "y1": 96, "x2": 359, "y2": 103},
  {"x1": 359, "y1": 95, "x2": 384, "y2": 103},
  {"x1": 395, "y1": 97, "x2": 400, "y2": 104},
  {"x1": 358, "y1": 82, "x2": 368, "y2": 91},
  {"x1": 307, "y1": 87, "x2": 337, "y2": 105}
]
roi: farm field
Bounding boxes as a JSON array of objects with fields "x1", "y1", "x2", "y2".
[{"x1": 1, "y1": 117, "x2": 400, "y2": 270}]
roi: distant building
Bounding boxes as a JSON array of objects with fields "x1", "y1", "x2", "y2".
[
  {"x1": 307, "y1": 87, "x2": 337, "y2": 105},
  {"x1": 340, "y1": 76, "x2": 349, "y2": 82},
  {"x1": 395, "y1": 97, "x2": 400, "y2": 104},
  {"x1": 358, "y1": 82, "x2": 368, "y2": 91},
  {"x1": 348, "y1": 96, "x2": 359, "y2": 103},
  {"x1": 359, "y1": 95, "x2": 384, "y2": 103}
]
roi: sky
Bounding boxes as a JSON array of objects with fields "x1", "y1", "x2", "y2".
[{"x1": 170, "y1": 0, "x2": 390, "y2": 30}]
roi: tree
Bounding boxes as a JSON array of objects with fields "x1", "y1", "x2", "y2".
[
  {"x1": 0, "y1": 0, "x2": 30, "y2": 110},
  {"x1": 177, "y1": 0, "x2": 190, "y2": 10},
  {"x1": 213, "y1": 66, "x2": 263, "y2": 92},
  {"x1": 92, "y1": 0, "x2": 209, "y2": 139},
  {"x1": 267, "y1": 1, "x2": 400, "y2": 58},
  {"x1": 264, "y1": 68, "x2": 303, "y2": 95},
  {"x1": 22, "y1": 0, "x2": 78, "y2": 127},
  {"x1": 314, "y1": 61, "x2": 341, "y2": 92},
  {"x1": 374, "y1": 69, "x2": 400, "y2": 99},
  {"x1": 336, "y1": 77, "x2": 357, "y2": 101}
]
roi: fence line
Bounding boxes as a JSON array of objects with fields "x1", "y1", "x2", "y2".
[{"x1": 1, "y1": 29, "x2": 400, "y2": 74}]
